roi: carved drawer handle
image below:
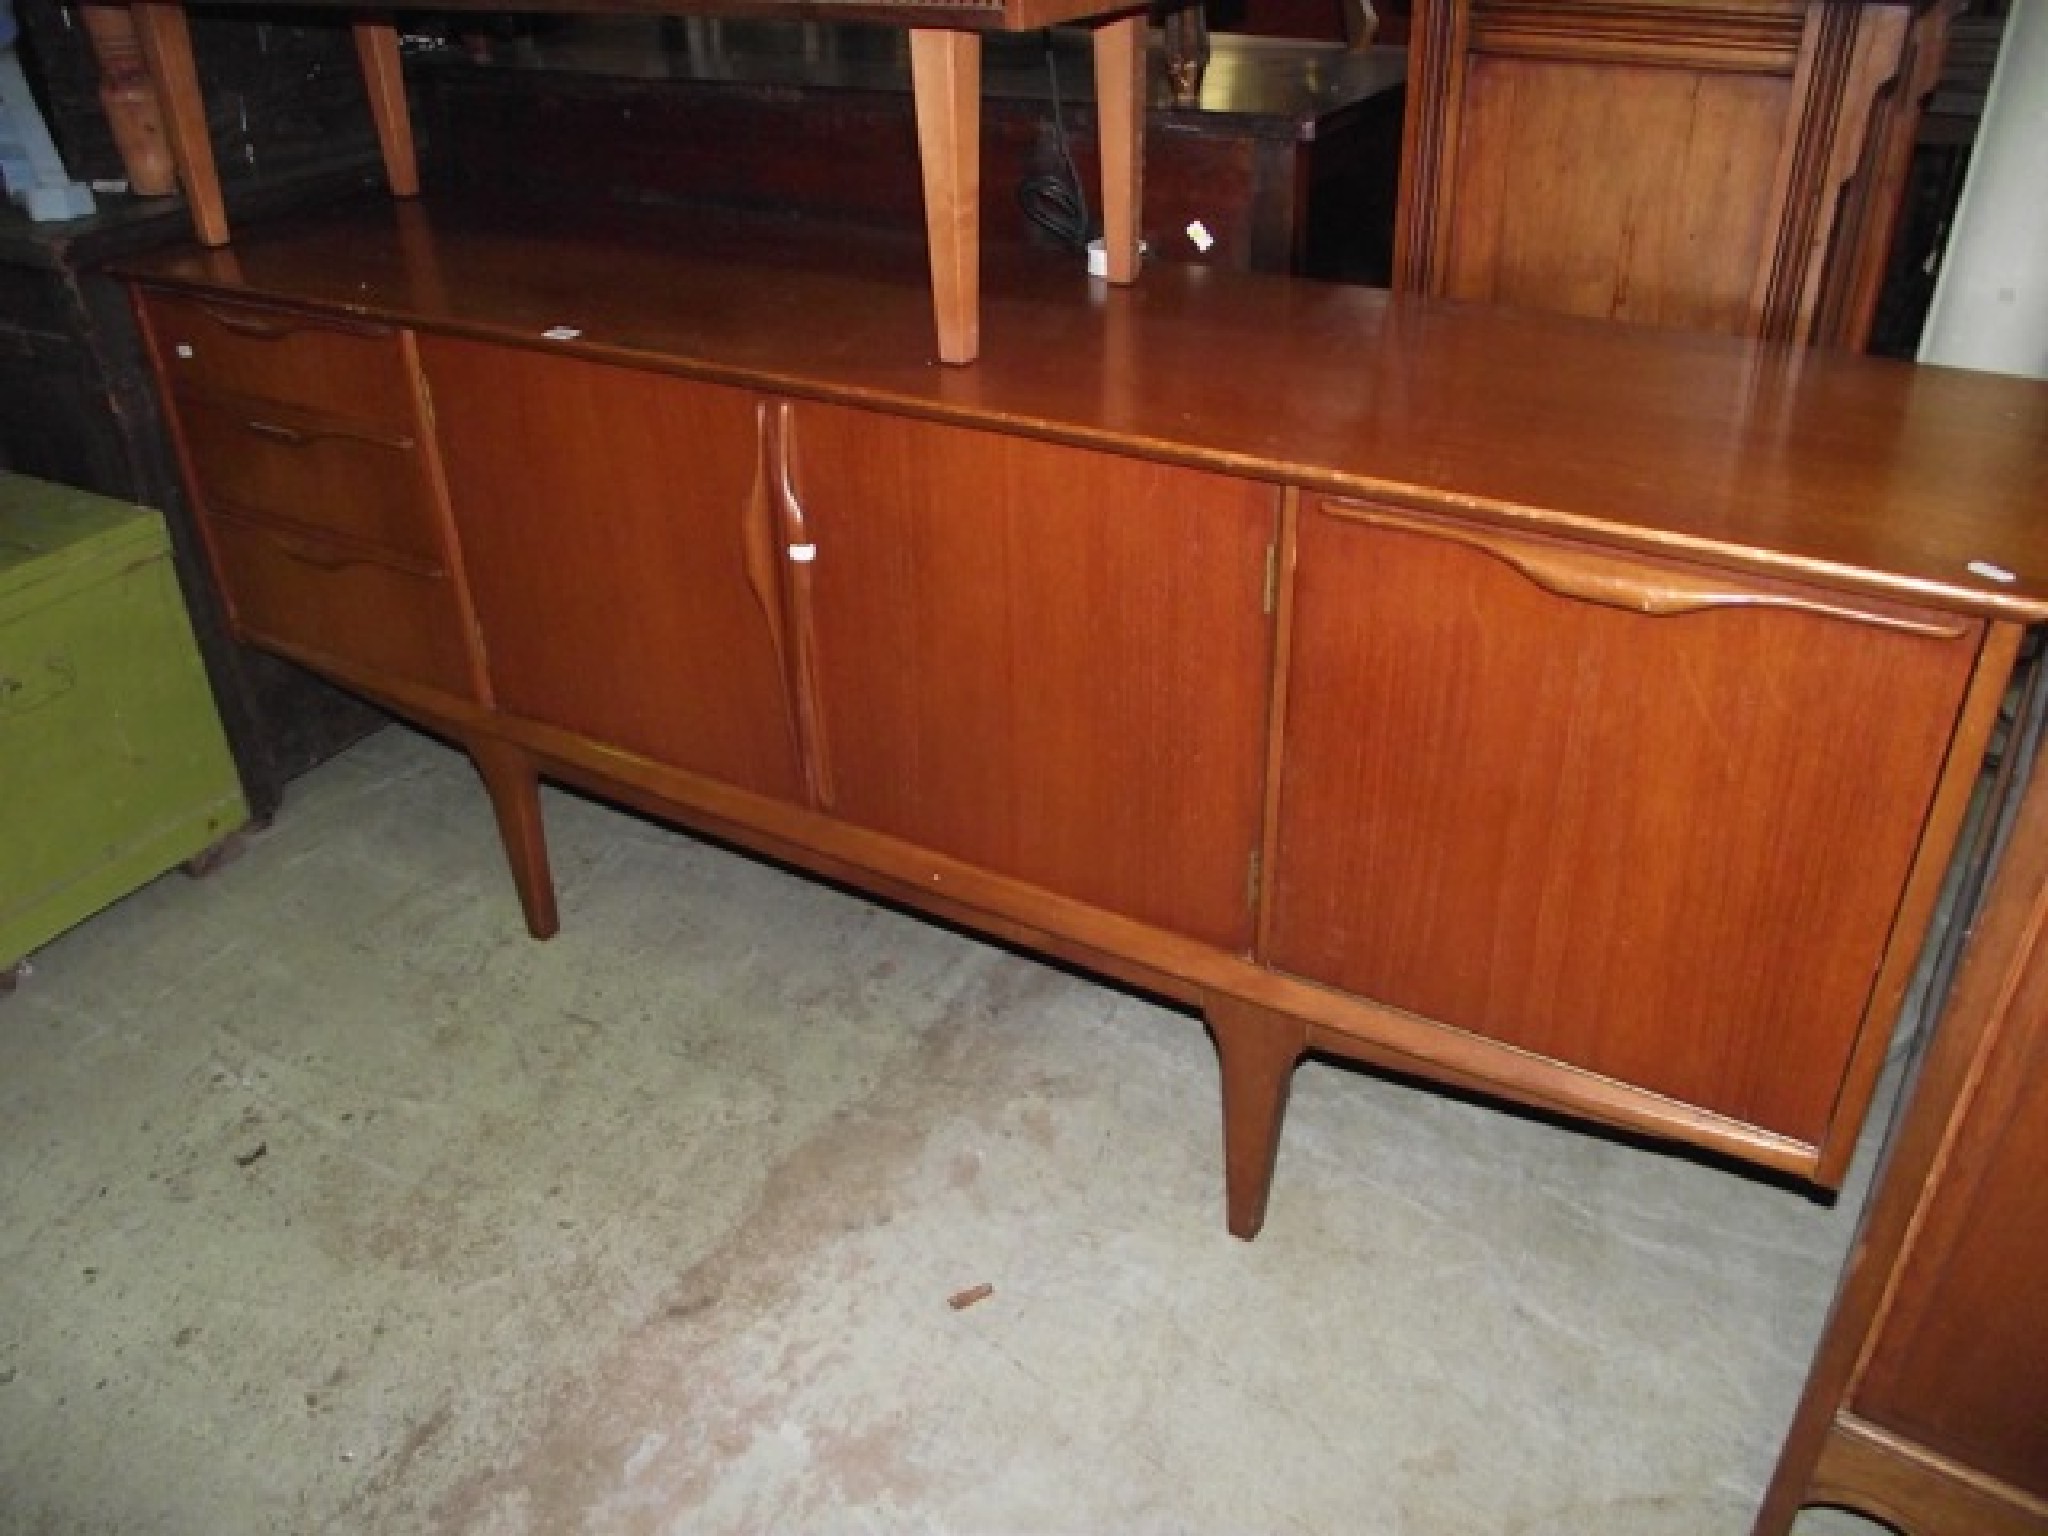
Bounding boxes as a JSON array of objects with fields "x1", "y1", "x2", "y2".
[
  {"x1": 1325, "y1": 501, "x2": 1969, "y2": 640},
  {"x1": 195, "y1": 303, "x2": 391, "y2": 342},
  {"x1": 246, "y1": 522, "x2": 377, "y2": 572},
  {"x1": 231, "y1": 414, "x2": 414, "y2": 453},
  {"x1": 194, "y1": 305, "x2": 296, "y2": 340}
]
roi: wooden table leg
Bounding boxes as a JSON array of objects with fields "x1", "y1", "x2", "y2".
[
  {"x1": 1206, "y1": 993, "x2": 1308, "y2": 1240},
  {"x1": 129, "y1": 2, "x2": 227, "y2": 245},
  {"x1": 78, "y1": 3, "x2": 176, "y2": 196},
  {"x1": 469, "y1": 737, "x2": 559, "y2": 941},
  {"x1": 909, "y1": 28, "x2": 981, "y2": 366},
  {"x1": 1093, "y1": 11, "x2": 1147, "y2": 284},
  {"x1": 353, "y1": 21, "x2": 420, "y2": 197}
]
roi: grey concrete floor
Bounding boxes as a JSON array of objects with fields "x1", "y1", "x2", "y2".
[{"x1": 2, "y1": 726, "x2": 1898, "y2": 1535}]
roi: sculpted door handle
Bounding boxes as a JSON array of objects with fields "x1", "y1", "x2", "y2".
[
  {"x1": 743, "y1": 399, "x2": 834, "y2": 809},
  {"x1": 773, "y1": 401, "x2": 836, "y2": 810},
  {"x1": 1323, "y1": 499, "x2": 1970, "y2": 640},
  {"x1": 743, "y1": 399, "x2": 800, "y2": 757}
]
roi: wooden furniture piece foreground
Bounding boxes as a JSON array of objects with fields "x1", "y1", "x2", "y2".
[
  {"x1": 1394, "y1": 0, "x2": 1957, "y2": 346},
  {"x1": 119, "y1": 195, "x2": 2048, "y2": 1260},
  {"x1": 121, "y1": 0, "x2": 1153, "y2": 365},
  {"x1": 1755, "y1": 670, "x2": 2048, "y2": 1533}
]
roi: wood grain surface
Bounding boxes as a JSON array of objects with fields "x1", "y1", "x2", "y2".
[{"x1": 119, "y1": 196, "x2": 2048, "y2": 624}]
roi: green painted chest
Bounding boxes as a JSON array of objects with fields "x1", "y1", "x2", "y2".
[{"x1": 1, "y1": 474, "x2": 247, "y2": 974}]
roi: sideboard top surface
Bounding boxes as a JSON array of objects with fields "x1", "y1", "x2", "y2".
[{"x1": 120, "y1": 196, "x2": 2048, "y2": 622}]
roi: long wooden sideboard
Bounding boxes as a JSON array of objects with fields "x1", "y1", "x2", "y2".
[
  {"x1": 117, "y1": 0, "x2": 1153, "y2": 366},
  {"x1": 117, "y1": 194, "x2": 2048, "y2": 1262}
]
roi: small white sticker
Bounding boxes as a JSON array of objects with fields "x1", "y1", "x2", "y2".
[
  {"x1": 175, "y1": 344, "x2": 194, "y2": 359},
  {"x1": 788, "y1": 543, "x2": 817, "y2": 564},
  {"x1": 541, "y1": 326, "x2": 582, "y2": 341},
  {"x1": 1185, "y1": 220, "x2": 1215, "y2": 254},
  {"x1": 1968, "y1": 560, "x2": 2018, "y2": 584}
]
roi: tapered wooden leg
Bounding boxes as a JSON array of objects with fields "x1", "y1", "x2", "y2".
[
  {"x1": 469, "y1": 738, "x2": 559, "y2": 940},
  {"x1": 352, "y1": 21, "x2": 419, "y2": 197},
  {"x1": 1206, "y1": 994, "x2": 1308, "y2": 1240},
  {"x1": 79, "y1": 3, "x2": 176, "y2": 195},
  {"x1": 1092, "y1": 12, "x2": 1147, "y2": 284},
  {"x1": 129, "y1": 1, "x2": 227, "y2": 245},
  {"x1": 909, "y1": 28, "x2": 981, "y2": 366}
]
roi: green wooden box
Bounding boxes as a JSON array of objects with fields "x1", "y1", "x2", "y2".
[{"x1": 1, "y1": 474, "x2": 248, "y2": 971}]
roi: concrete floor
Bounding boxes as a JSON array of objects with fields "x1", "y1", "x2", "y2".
[{"x1": 1, "y1": 726, "x2": 1899, "y2": 1535}]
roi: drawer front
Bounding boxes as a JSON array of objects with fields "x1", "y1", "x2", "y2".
[
  {"x1": 206, "y1": 515, "x2": 475, "y2": 698},
  {"x1": 176, "y1": 394, "x2": 440, "y2": 565},
  {"x1": 145, "y1": 292, "x2": 418, "y2": 434}
]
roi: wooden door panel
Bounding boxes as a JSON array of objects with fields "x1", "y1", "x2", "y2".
[
  {"x1": 421, "y1": 338, "x2": 802, "y2": 803},
  {"x1": 787, "y1": 401, "x2": 1278, "y2": 952},
  {"x1": 1850, "y1": 980, "x2": 2048, "y2": 1496},
  {"x1": 1268, "y1": 500, "x2": 1980, "y2": 1144},
  {"x1": 1444, "y1": 57, "x2": 1791, "y2": 332}
]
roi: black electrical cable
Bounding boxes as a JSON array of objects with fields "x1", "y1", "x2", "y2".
[{"x1": 1016, "y1": 32, "x2": 1094, "y2": 251}]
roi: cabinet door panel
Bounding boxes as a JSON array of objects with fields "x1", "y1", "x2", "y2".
[
  {"x1": 422, "y1": 338, "x2": 801, "y2": 803},
  {"x1": 1268, "y1": 500, "x2": 1980, "y2": 1144},
  {"x1": 789, "y1": 402, "x2": 1277, "y2": 952},
  {"x1": 1445, "y1": 58, "x2": 1790, "y2": 333},
  {"x1": 1850, "y1": 987, "x2": 2048, "y2": 1496}
]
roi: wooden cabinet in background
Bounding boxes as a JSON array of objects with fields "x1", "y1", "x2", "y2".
[{"x1": 1394, "y1": 0, "x2": 1955, "y2": 344}]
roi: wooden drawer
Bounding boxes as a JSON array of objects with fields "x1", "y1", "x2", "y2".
[
  {"x1": 206, "y1": 513, "x2": 476, "y2": 699},
  {"x1": 175, "y1": 394, "x2": 441, "y2": 565},
  {"x1": 144, "y1": 291, "x2": 419, "y2": 434}
]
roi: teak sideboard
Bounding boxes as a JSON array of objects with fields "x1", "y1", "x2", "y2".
[{"x1": 119, "y1": 195, "x2": 2048, "y2": 1260}]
